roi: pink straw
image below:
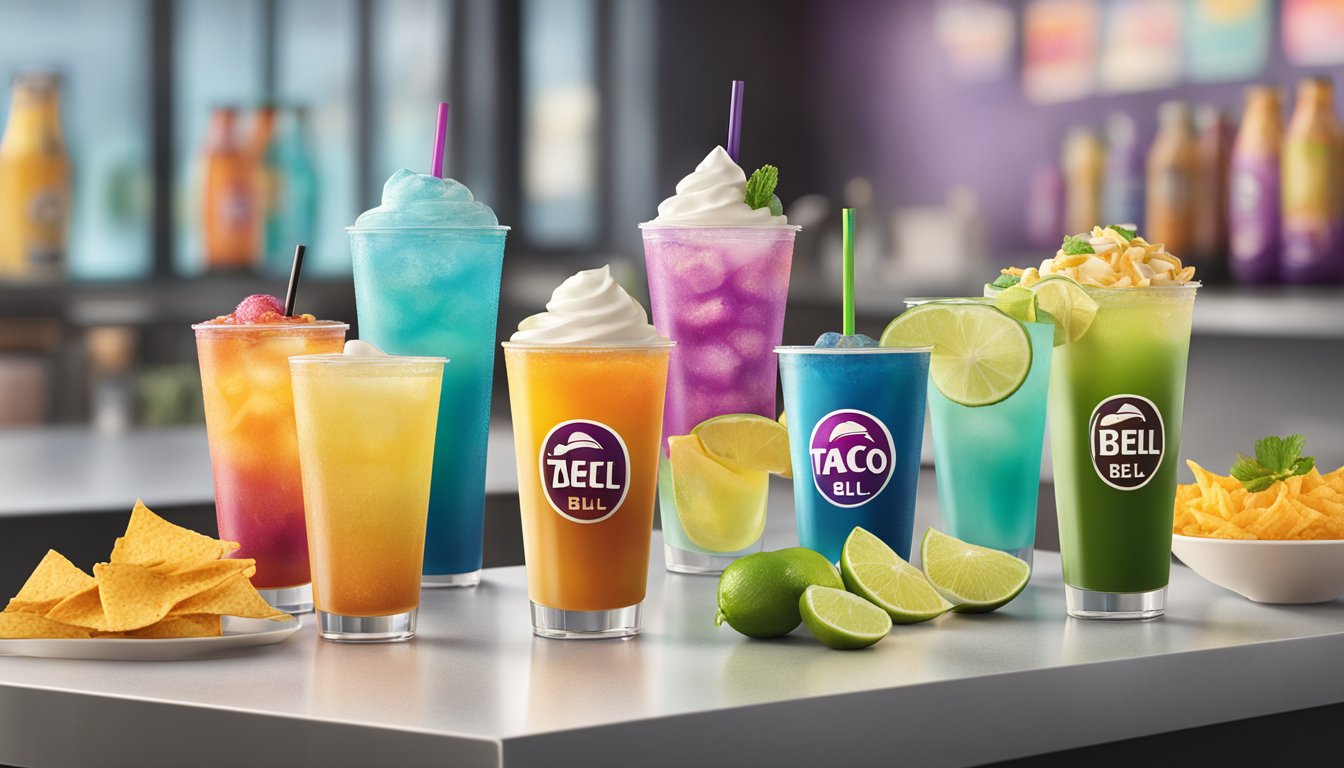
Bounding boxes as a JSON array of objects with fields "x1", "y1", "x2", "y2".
[
  {"x1": 431, "y1": 102, "x2": 450, "y2": 178},
  {"x1": 726, "y1": 81, "x2": 744, "y2": 163}
]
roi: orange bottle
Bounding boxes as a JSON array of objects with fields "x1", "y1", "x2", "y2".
[
  {"x1": 201, "y1": 107, "x2": 259, "y2": 271},
  {"x1": 0, "y1": 73, "x2": 70, "y2": 280},
  {"x1": 1146, "y1": 101, "x2": 1199, "y2": 257}
]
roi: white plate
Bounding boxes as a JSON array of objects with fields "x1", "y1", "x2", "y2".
[
  {"x1": 0, "y1": 616, "x2": 301, "y2": 661},
  {"x1": 1172, "y1": 534, "x2": 1344, "y2": 604}
]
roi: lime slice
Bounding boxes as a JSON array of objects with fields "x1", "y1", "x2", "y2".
[
  {"x1": 880, "y1": 303, "x2": 1032, "y2": 407},
  {"x1": 990, "y1": 284, "x2": 1037, "y2": 323},
  {"x1": 840, "y1": 527, "x2": 952, "y2": 624},
  {"x1": 668, "y1": 434, "x2": 768, "y2": 552},
  {"x1": 715, "y1": 549, "x2": 843, "y2": 639},
  {"x1": 693, "y1": 413, "x2": 791, "y2": 478},
  {"x1": 1030, "y1": 275, "x2": 1098, "y2": 345},
  {"x1": 799, "y1": 585, "x2": 892, "y2": 650},
  {"x1": 920, "y1": 528, "x2": 1031, "y2": 613}
]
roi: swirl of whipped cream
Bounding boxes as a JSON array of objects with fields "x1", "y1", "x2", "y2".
[
  {"x1": 353, "y1": 169, "x2": 498, "y2": 227},
  {"x1": 512, "y1": 266, "x2": 665, "y2": 345},
  {"x1": 648, "y1": 146, "x2": 788, "y2": 226}
]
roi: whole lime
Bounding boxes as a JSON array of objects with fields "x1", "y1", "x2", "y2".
[{"x1": 716, "y1": 548, "x2": 843, "y2": 639}]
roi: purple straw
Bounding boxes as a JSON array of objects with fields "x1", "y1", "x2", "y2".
[
  {"x1": 726, "y1": 80, "x2": 744, "y2": 163},
  {"x1": 431, "y1": 101, "x2": 450, "y2": 178}
]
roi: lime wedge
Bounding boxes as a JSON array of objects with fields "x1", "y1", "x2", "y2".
[
  {"x1": 920, "y1": 528, "x2": 1030, "y2": 613},
  {"x1": 991, "y1": 284, "x2": 1037, "y2": 323},
  {"x1": 668, "y1": 434, "x2": 768, "y2": 552},
  {"x1": 880, "y1": 303, "x2": 1032, "y2": 407},
  {"x1": 693, "y1": 413, "x2": 791, "y2": 478},
  {"x1": 1030, "y1": 275, "x2": 1098, "y2": 345},
  {"x1": 799, "y1": 585, "x2": 892, "y2": 650},
  {"x1": 840, "y1": 527, "x2": 952, "y2": 624}
]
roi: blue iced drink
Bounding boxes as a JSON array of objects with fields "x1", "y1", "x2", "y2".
[
  {"x1": 349, "y1": 169, "x2": 508, "y2": 586},
  {"x1": 776, "y1": 335, "x2": 930, "y2": 562}
]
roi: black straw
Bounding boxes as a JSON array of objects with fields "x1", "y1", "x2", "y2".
[{"x1": 283, "y1": 244, "x2": 306, "y2": 317}]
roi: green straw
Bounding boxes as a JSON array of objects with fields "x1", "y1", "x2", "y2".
[{"x1": 842, "y1": 207, "x2": 855, "y2": 336}]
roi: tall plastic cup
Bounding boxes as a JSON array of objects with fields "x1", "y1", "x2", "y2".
[
  {"x1": 776, "y1": 345, "x2": 931, "y2": 563},
  {"x1": 349, "y1": 225, "x2": 508, "y2": 587},
  {"x1": 503, "y1": 340, "x2": 672, "y2": 639},
  {"x1": 1050, "y1": 285, "x2": 1197, "y2": 619},
  {"x1": 290, "y1": 353, "x2": 444, "y2": 642},
  {"x1": 193, "y1": 321, "x2": 348, "y2": 613},
  {"x1": 642, "y1": 224, "x2": 798, "y2": 574}
]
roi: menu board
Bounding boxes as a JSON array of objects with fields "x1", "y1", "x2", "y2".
[
  {"x1": 934, "y1": 0, "x2": 1016, "y2": 82},
  {"x1": 1022, "y1": 0, "x2": 1099, "y2": 103},
  {"x1": 1186, "y1": 0, "x2": 1271, "y2": 82},
  {"x1": 1099, "y1": 0, "x2": 1183, "y2": 92},
  {"x1": 1283, "y1": 0, "x2": 1344, "y2": 65}
]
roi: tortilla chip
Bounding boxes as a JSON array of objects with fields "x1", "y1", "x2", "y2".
[
  {"x1": 0, "y1": 612, "x2": 93, "y2": 639},
  {"x1": 91, "y1": 560, "x2": 256, "y2": 632},
  {"x1": 171, "y1": 573, "x2": 289, "y2": 621},
  {"x1": 109, "y1": 500, "x2": 240, "y2": 571},
  {"x1": 98, "y1": 614, "x2": 222, "y2": 639},
  {"x1": 4, "y1": 550, "x2": 94, "y2": 615},
  {"x1": 43, "y1": 584, "x2": 107, "y2": 630}
]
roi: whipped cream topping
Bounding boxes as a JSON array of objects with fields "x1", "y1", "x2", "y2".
[
  {"x1": 353, "y1": 169, "x2": 498, "y2": 228},
  {"x1": 512, "y1": 266, "x2": 665, "y2": 345},
  {"x1": 648, "y1": 146, "x2": 787, "y2": 226},
  {"x1": 343, "y1": 340, "x2": 387, "y2": 356}
]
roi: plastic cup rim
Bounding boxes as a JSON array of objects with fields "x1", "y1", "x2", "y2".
[
  {"x1": 191, "y1": 321, "x2": 350, "y2": 332},
  {"x1": 288, "y1": 353, "x2": 448, "y2": 366},
  {"x1": 637, "y1": 222, "x2": 801, "y2": 232},
  {"x1": 501, "y1": 339, "x2": 676, "y2": 351},
  {"x1": 775, "y1": 344, "x2": 932, "y2": 355},
  {"x1": 345, "y1": 225, "x2": 511, "y2": 234}
]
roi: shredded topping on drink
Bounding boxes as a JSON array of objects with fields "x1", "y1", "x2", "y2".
[{"x1": 1003, "y1": 226, "x2": 1197, "y2": 289}]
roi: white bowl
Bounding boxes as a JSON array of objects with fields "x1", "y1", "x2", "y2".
[{"x1": 1172, "y1": 534, "x2": 1344, "y2": 604}]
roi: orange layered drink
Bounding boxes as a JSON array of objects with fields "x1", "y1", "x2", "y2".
[{"x1": 193, "y1": 294, "x2": 347, "y2": 612}]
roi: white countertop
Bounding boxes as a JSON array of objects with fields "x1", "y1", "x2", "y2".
[{"x1": 2, "y1": 536, "x2": 1344, "y2": 767}]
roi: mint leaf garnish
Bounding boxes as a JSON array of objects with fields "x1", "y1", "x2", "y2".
[
  {"x1": 1061, "y1": 235, "x2": 1094, "y2": 256},
  {"x1": 767, "y1": 193, "x2": 783, "y2": 217},
  {"x1": 1106, "y1": 224, "x2": 1137, "y2": 241},
  {"x1": 1229, "y1": 434, "x2": 1315, "y2": 492},
  {"x1": 745, "y1": 165, "x2": 778, "y2": 210},
  {"x1": 990, "y1": 273, "x2": 1020, "y2": 289}
]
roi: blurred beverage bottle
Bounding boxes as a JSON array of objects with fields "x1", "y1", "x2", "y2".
[
  {"x1": 1102, "y1": 113, "x2": 1143, "y2": 228},
  {"x1": 1061, "y1": 128, "x2": 1103, "y2": 234},
  {"x1": 1229, "y1": 86, "x2": 1282, "y2": 284},
  {"x1": 1025, "y1": 165, "x2": 1064, "y2": 249},
  {"x1": 0, "y1": 73, "x2": 70, "y2": 280},
  {"x1": 201, "y1": 107, "x2": 260, "y2": 271},
  {"x1": 1146, "y1": 101, "x2": 1198, "y2": 259},
  {"x1": 261, "y1": 107, "x2": 319, "y2": 277},
  {"x1": 1192, "y1": 106, "x2": 1234, "y2": 280},
  {"x1": 1282, "y1": 76, "x2": 1344, "y2": 283}
]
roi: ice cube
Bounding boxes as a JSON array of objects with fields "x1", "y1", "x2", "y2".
[
  {"x1": 728, "y1": 328, "x2": 768, "y2": 357},
  {"x1": 682, "y1": 296, "x2": 730, "y2": 328},
  {"x1": 686, "y1": 343, "x2": 743, "y2": 387},
  {"x1": 665, "y1": 250, "x2": 728, "y2": 295},
  {"x1": 836, "y1": 334, "x2": 878, "y2": 348},
  {"x1": 733, "y1": 254, "x2": 790, "y2": 299},
  {"x1": 814, "y1": 332, "x2": 843, "y2": 348}
]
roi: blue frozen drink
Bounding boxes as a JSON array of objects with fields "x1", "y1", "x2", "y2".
[
  {"x1": 777, "y1": 336, "x2": 930, "y2": 562},
  {"x1": 349, "y1": 169, "x2": 508, "y2": 586}
]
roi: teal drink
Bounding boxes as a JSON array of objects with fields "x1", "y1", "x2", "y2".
[
  {"x1": 349, "y1": 170, "x2": 508, "y2": 587},
  {"x1": 910, "y1": 300, "x2": 1053, "y2": 566}
]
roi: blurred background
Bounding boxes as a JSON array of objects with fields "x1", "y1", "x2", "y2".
[{"x1": 1, "y1": 0, "x2": 1342, "y2": 550}]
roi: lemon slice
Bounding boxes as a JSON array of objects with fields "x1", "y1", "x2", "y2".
[
  {"x1": 668, "y1": 434, "x2": 768, "y2": 552},
  {"x1": 880, "y1": 303, "x2": 1032, "y2": 407},
  {"x1": 693, "y1": 413, "x2": 791, "y2": 478}
]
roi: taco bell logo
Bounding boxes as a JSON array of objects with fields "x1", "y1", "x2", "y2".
[
  {"x1": 539, "y1": 420, "x2": 630, "y2": 524},
  {"x1": 1089, "y1": 394, "x2": 1165, "y2": 491},
  {"x1": 808, "y1": 409, "x2": 896, "y2": 508}
]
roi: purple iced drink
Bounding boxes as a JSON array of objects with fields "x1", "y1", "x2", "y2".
[{"x1": 643, "y1": 226, "x2": 797, "y2": 444}]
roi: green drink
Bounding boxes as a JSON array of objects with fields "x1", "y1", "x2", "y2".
[{"x1": 1052, "y1": 285, "x2": 1197, "y2": 618}]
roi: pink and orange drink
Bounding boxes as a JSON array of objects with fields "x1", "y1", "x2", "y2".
[{"x1": 194, "y1": 294, "x2": 347, "y2": 613}]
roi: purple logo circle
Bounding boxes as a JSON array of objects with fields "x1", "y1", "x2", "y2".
[
  {"x1": 1089, "y1": 394, "x2": 1165, "y2": 491},
  {"x1": 539, "y1": 419, "x2": 630, "y2": 523},
  {"x1": 807, "y1": 409, "x2": 895, "y2": 508}
]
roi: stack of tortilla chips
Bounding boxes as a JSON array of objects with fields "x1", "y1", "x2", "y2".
[
  {"x1": 1175, "y1": 462, "x2": 1344, "y2": 540},
  {"x1": 0, "y1": 501, "x2": 290, "y2": 639}
]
